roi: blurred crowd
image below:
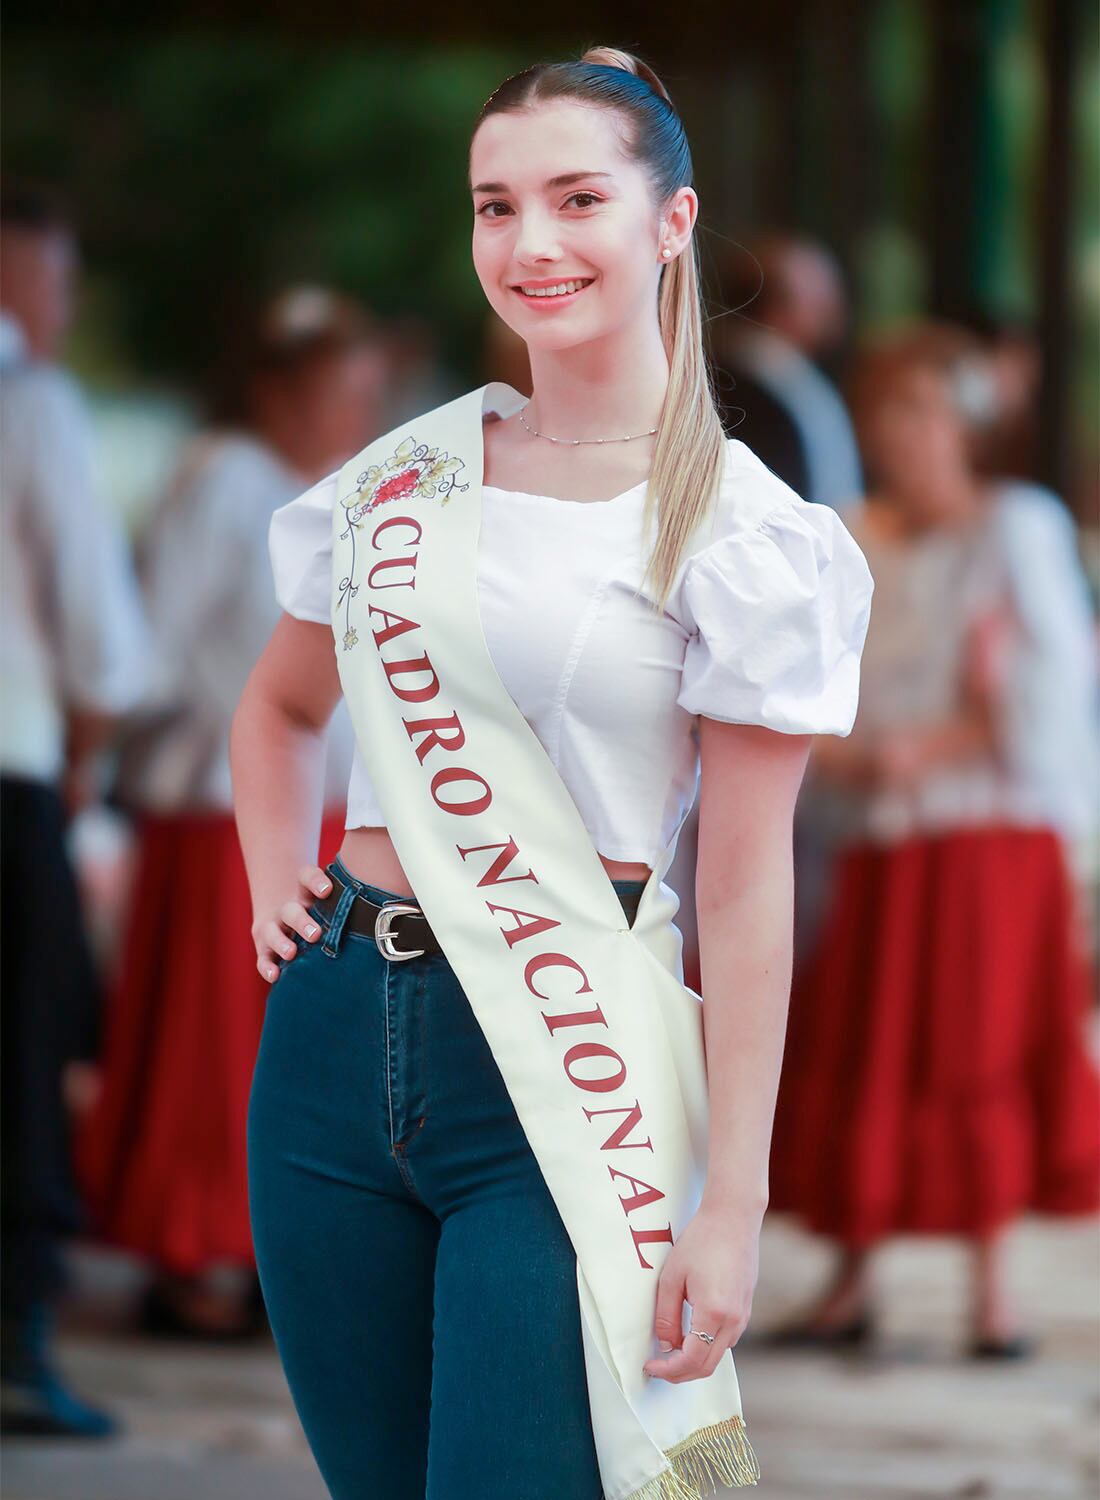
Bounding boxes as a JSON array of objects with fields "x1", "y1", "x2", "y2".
[{"x1": 1, "y1": 179, "x2": 1097, "y2": 1440}]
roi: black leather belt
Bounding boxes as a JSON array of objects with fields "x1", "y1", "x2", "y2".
[{"x1": 311, "y1": 865, "x2": 644, "y2": 962}]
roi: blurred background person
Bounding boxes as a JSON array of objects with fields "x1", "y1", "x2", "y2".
[
  {"x1": 955, "y1": 314, "x2": 1099, "y2": 892},
  {"x1": 73, "y1": 286, "x2": 385, "y2": 1340},
  {"x1": 0, "y1": 179, "x2": 152, "y2": 1436},
  {"x1": 708, "y1": 231, "x2": 863, "y2": 512},
  {"x1": 960, "y1": 309, "x2": 1043, "y2": 484},
  {"x1": 765, "y1": 324, "x2": 1100, "y2": 1357},
  {"x1": 710, "y1": 233, "x2": 870, "y2": 969}
]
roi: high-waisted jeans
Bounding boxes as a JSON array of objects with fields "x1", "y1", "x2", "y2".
[{"x1": 247, "y1": 854, "x2": 647, "y2": 1500}]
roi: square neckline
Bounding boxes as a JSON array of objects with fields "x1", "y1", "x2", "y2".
[
  {"x1": 478, "y1": 386, "x2": 748, "y2": 507},
  {"x1": 480, "y1": 389, "x2": 651, "y2": 507}
]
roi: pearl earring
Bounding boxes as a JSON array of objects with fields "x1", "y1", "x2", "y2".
[{"x1": 661, "y1": 247, "x2": 672, "y2": 259}]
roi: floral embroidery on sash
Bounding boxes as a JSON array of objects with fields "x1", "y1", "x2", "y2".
[{"x1": 336, "y1": 434, "x2": 469, "y2": 652}]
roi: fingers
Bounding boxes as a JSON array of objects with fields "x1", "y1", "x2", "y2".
[
  {"x1": 256, "y1": 917, "x2": 299, "y2": 985},
  {"x1": 279, "y1": 899, "x2": 323, "y2": 944},
  {"x1": 256, "y1": 914, "x2": 314, "y2": 985},
  {"x1": 643, "y1": 1315, "x2": 733, "y2": 1382},
  {"x1": 652, "y1": 1266, "x2": 686, "y2": 1355},
  {"x1": 255, "y1": 868, "x2": 335, "y2": 984},
  {"x1": 299, "y1": 864, "x2": 334, "y2": 901},
  {"x1": 644, "y1": 1283, "x2": 745, "y2": 1383},
  {"x1": 258, "y1": 946, "x2": 284, "y2": 984}
]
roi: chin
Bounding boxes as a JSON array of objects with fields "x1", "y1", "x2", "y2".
[
  {"x1": 520, "y1": 312, "x2": 615, "y2": 351},
  {"x1": 524, "y1": 326, "x2": 596, "y2": 352}
]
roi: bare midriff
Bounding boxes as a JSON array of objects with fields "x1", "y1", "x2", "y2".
[{"x1": 336, "y1": 826, "x2": 652, "y2": 900}]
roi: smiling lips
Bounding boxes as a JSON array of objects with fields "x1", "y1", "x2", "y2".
[{"x1": 512, "y1": 277, "x2": 595, "y2": 303}]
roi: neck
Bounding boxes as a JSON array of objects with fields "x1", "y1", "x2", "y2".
[
  {"x1": 251, "y1": 417, "x2": 329, "y2": 485},
  {"x1": 885, "y1": 472, "x2": 988, "y2": 536},
  {"x1": 524, "y1": 318, "x2": 670, "y2": 441}
]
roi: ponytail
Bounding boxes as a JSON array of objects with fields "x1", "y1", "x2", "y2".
[{"x1": 476, "y1": 45, "x2": 727, "y2": 610}]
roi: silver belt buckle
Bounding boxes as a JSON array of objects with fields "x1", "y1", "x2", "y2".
[{"x1": 374, "y1": 900, "x2": 427, "y2": 961}]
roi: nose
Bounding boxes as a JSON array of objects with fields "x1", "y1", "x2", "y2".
[{"x1": 512, "y1": 205, "x2": 564, "y2": 268}]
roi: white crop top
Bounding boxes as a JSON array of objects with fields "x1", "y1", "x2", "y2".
[{"x1": 267, "y1": 435, "x2": 875, "y2": 864}]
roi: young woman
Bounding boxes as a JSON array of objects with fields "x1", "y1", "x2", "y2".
[
  {"x1": 75, "y1": 287, "x2": 380, "y2": 1338},
  {"x1": 767, "y1": 326, "x2": 1100, "y2": 1357},
  {"x1": 232, "y1": 48, "x2": 874, "y2": 1500}
]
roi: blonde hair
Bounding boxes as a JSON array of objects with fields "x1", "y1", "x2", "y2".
[{"x1": 475, "y1": 45, "x2": 727, "y2": 611}]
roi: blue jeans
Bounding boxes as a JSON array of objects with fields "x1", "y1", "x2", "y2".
[{"x1": 247, "y1": 854, "x2": 646, "y2": 1500}]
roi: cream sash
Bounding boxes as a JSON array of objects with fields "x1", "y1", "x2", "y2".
[{"x1": 330, "y1": 381, "x2": 760, "y2": 1499}]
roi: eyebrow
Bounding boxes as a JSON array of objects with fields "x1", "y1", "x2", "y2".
[{"x1": 470, "y1": 170, "x2": 615, "y2": 194}]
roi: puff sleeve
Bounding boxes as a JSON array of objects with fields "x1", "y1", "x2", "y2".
[
  {"x1": 676, "y1": 499, "x2": 874, "y2": 735},
  {"x1": 266, "y1": 470, "x2": 339, "y2": 625}
]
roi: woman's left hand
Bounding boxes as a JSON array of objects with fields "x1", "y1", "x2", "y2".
[{"x1": 641, "y1": 1204, "x2": 760, "y2": 1382}]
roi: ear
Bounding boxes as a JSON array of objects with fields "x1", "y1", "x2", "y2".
[{"x1": 660, "y1": 186, "x2": 699, "y2": 261}]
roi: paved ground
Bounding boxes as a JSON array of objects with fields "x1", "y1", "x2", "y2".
[{"x1": 4, "y1": 1212, "x2": 1097, "y2": 1500}]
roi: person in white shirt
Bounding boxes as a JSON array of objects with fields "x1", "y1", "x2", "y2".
[
  {"x1": 75, "y1": 285, "x2": 385, "y2": 1340},
  {"x1": 0, "y1": 179, "x2": 152, "y2": 1438},
  {"x1": 230, "y1": 48, "x2": 874, "y2": 1498}
]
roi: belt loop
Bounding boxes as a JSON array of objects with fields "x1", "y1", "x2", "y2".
[{"x1": 321, "y1": 878, "x2": 359, "y2": 958}]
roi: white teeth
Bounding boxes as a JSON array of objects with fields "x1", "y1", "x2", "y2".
[{"x1": 519, "y1": 279, "x2": 590, "y2": 297}]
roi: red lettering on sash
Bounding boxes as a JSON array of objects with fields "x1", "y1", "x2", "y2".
[
  {"x1": 456, "y1": 838, "x2": 539, "y2": 889},
  {"x1": 429, "y1": 766, "x2": 492, "y2": 816},
  {"x1": 382, "y1": 655, "x2": 439, "y2": 703},
  {"x1": 366, "y1": 554, "x2": 418, "y2": 590},
  {"x1": 629, "y1": 1224, "x2": 675, "y2": 1270},
  {"x1": 608, "y1": 1167, "x2": 665, "y2": 1216},
  {"x1": 524, "y1": 953, "x2": 593, "y2": 1000},
  {"x1": 403, "y1": 712, "x2": 466, "y2": 763},
  {"x1": 563, "y1": 1042, "x2": 627, "y2": 1093},
  {"x1": 541, "y1": 1004, "x2": 608, "y2": 1036},
  {"x1": 371, "y1": 513, "x2": 423, "y2": 550},
  {"x1": 582, "y1": 1101, "x2": 655, "y2": 1153},
  {"x1": 368, "y1": 607, "x2": 420, "y2": 647},
  {"x1": 487, "y1": 903, "x2": 561, "y2": 948},
  {"x1": 352, "y1": 491, "x2": 680, "y2": 1271}
]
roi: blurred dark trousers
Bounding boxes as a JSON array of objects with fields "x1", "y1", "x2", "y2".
[
  {"x1": 247, "y1": 855, "x2": 646, "y2": 1500},
  {"x1": 1, "y1": 773, "x2": 101, "y2": 1333}
]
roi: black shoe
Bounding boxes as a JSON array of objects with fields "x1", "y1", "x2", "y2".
[
  {"x1": 763, "y1": 1308, "x2": 874, "y2": 1348},
  {"x1": 136, "y1": 1276, "x2": 267, "y2": 1342},
  {"x1": 1, "y1": 1303, "x2": 119, "y2": 1439},
  {"x1": 968, "y1": 1330, "x2": 1039, "y2": 1360}
]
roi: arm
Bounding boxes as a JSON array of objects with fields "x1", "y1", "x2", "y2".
[
  {"x1": 808, "y1": 606, "x2": 1009, "y2": 795},
  {"x1": 24, "y1": 373, "x2": 153, "y2": 799},
  {"x1": 644, "y1": 717, "x2": 812, "y2": 1382},
  {"x1": 229, "y1": 611, "x2": 345, "y2": 980},
  {"x1": 695, "y1": 716, "x2": 811, "y2": 1217},
  {"x1": 867, "y1": 608, "x2": 1008, "y2": 787}
]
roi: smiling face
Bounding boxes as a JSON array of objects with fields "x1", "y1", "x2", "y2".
[{"x1": 470, "y1": 99, "x2": 681, "y2": 354}]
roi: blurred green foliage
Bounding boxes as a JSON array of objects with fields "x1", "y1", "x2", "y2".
[
  {"x1": 4, "y1": 35, "x2": 526, "y2": 392},
  {"x1": 4, "y1": 19, "x2": 1096, "y2": 468}
]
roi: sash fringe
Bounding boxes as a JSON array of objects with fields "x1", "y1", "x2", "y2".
[{"x1": 624, "y1": 1416, "x2": 762, "y2": 1498}]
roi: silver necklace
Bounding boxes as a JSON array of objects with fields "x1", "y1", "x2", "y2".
[{"x1": 519, "y1": 407, "x2": 658, "y2": 445}]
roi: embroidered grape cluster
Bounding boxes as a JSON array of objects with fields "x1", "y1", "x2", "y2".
[{"x1": 336, "y1": 433, "x2": 470, "y2": 651}]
